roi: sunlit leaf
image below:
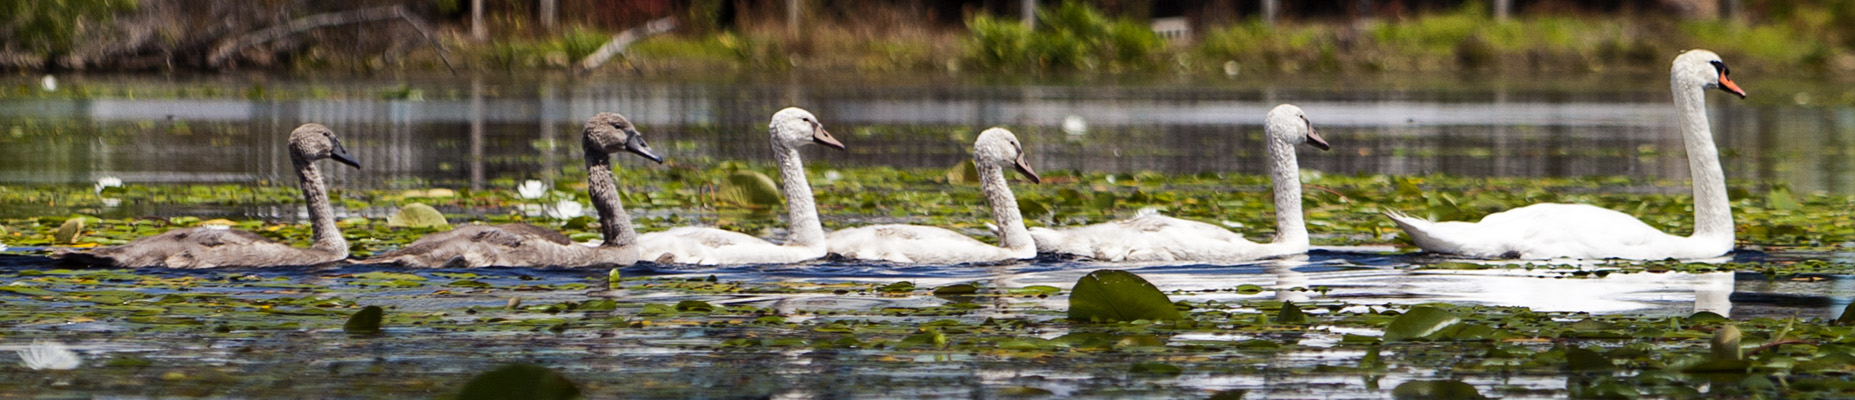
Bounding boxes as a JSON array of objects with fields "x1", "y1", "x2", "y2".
[
  {"x1": 1383, "y1": 306, "x2": 1459, "y2": 341},
  {"x1": 1067, "y1": 270, "x2": 1180, "y2": 322}
]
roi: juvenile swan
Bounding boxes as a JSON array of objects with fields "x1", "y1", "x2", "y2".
[
  {"x1": 631, "y1": 107, "x2": 845, "y2": 265},
  {"x1": 54, "y1": 124, "x2": 363, "y2": 268},
  {"x1": 828, "y1": 128, "x2": 1041, "y2": 264},
  {"x1": 1030, "y1": 104, "x2": 1331, "y2": 263},
  {"x1": 1384, "y1": 50, "x2": 1747, "y2": 260},
  {"x1": 364, "y1": 112, "x2": 663, "y2": 267}
]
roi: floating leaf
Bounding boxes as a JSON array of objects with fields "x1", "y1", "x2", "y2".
[
  {"x1": 54, "y1": 217, "x2": 83, "y2": 244},
  {"x1": 388, "y1": 203, "x2": 449, "y2": 228},
  {"x1": 1836, "y1": 304, "x2": 1855, "y2": 326},
  {"x1": 454, "y1": 363, "x2": 581, "y2": 400},
  {"x1": 343, "y1": 305, "x2": 384, "y2": 334},
  {"x1": 1009, "y1": 285, "x2": 1061, "y2": 296},
  {"x1": 1767, "y1": 186, "x2": 1801, "y2": 211},
  {"x1": 1565, "y1": 346, "x2": 1612, "y2": 371},
  {"x1": 1383, "y1": 307, "x2": 1460, "y2": 341},
  {"x1": 877, "y1": 281, "x2": 916, "y2": 293},
  {"x1": 1067, "y1": 270, "x2": 1181, "y2": 322},
  {"x1": 997, "y1": 386, "x2": 1054, "y2": 397},
  {"x1": 1687, "y1": 311, "x2": 1729, "y2": 324},
  {"x1": 1390, "y1": 380, "x2": 1485, "y2": 400},
  {"x1": 946, "y1": 160, "x2": 979, "y2": 183},
  {"x1": 674, "y1": 300, "x2": 715, "y2": 312},
  {"x1": 1711, "y1": 325, "x2": 1742, "y2": 361},
  {"x1": 1129, "y1": 362, "x2": 1183, "y2": 376},
  {"x1": 1234, "y1": 284, "x2": 1264, "y2": 295},
  {"x1": 1274, "y1": 300, "x2": 1310, "y2": 325},
  {"x1": 719, "y1": 170, "x2": 782, "y2": 208}
]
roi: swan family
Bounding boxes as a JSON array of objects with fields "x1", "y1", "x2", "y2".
[{"x1": 54, "y1": 50, "x2": 1749, "y2": 268}]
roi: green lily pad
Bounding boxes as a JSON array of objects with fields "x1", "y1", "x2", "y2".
[
  {"x1": 1067, "y1": 270, "x2": 1181, "y2": 322},
  {"x1": 719, "y1": 170, "x2": 782, "y2": 208},
  {"x1": 1711, "y1": 325, "x2": 1742, "y2": 361},
  {"x1": 1565, "y1": 346, "x2": 1612, "y2": 371},
  {"x1": 1129, "y1": 362, "x2": 1183, "y2": 376},
  {"x1": 1234, "y1": 284, "x2": 1264, "y2": 295},
  {"x1": 388, "y1": 203, "x2": 449, "y2": 228},
  {"x1": 1274, "y1": 300, "x2": 1310, "y2": 324},
  {"x1": 54, "y1": 217, "x2": 83, "y2": 244},
  {"x1": 454, "y1": 363, "x2": 581, "y2": 400},
  {"x1": 674, "y1": 300, "x2": 715, "y2": 313},
  {"x1": 343, "y1": 305, "x2": 384, "y2": 334},
  {"x1": 1390, "y1": 380, "x2": 1485, "y2": 400},
  {"x1": 1383, "y1": 306, "x2": 1460, "y2": 341}
]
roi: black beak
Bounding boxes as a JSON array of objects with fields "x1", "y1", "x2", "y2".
[
  {"x1": 330, "y1": 139, "x2": 362, "y2": 169},
  {"x1": 1013, "y1": 154, "x2": 1042, "y2": 184},
  {"x1": 1305, "y1": 126, "x2": 1331, "y2": 151},
  {"x1": 624, "y1": 131, "x2": 664, "y2": 164},
  {"x1": 812, "y1": 123, "x2": 846, "y2": 151}
]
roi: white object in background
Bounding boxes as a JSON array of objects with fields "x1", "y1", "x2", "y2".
[
  {"x1": 40, "y1": 75, "x2": 56, "y2": 92},
  {"x1": 1062, "y1": 115, "x2": 1087, "y2": 137},
  {"x1": 517, "y1": 180, "x2": 547, "y2": 199},
  {"x1": 18, "y1": 340, "x2": 80, "y2": 370},
  {"x1": 94, "y1": 176, "x2": 122, "y2": 193},
  {"x1": 548, "y1": 200, "x2": 584, "y2": 220}
]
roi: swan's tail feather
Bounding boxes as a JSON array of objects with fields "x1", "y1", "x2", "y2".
[{"x1": 1381, "y1": 209, "x2": 1444, "y2": 252}]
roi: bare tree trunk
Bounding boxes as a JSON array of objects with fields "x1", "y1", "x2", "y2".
[
  {"x1": 1021, "y1": 0, "x2": 1036, "y2": 28},
  {"x1": 471, "y1": 0, "x2": 486, "y2": 41},
  {"x1": 1494, "y1": 0, "x2": 1512, "y2": 21},
  {"x1": 540, "y1": 0, "x2": 557, "y2": 32},
  {"x1": 787, "y1": 0, "x2": 801, "y2": 34},
  {"x1": 1262, "y1": 0, "x2": 1279, "y2": 26}
]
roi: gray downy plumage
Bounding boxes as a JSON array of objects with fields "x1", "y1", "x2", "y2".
[
  {"x1": 53, "y1": 123, "x2": 363, "y2": 268},
  {"x1": 361, "y1": 112, "x2": 662, "y2": 268}
]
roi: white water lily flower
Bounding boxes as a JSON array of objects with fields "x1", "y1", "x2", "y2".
[
  {"x1": 1063, "y1": 115, "x2": 1087, "y2": 137},
  {"x1": 40, "y1": 75, "x2": 56, "y2": 92},
  {"x1": 18, "y1": 340, "x2": 80, "y2": 370},
  {"x1": 94, "y1": 176, "x2": 122, "y2": 193},
  {"x1": 517, "y1": 180, "x2": 547, "y2": 200},
  {"x1": 548, "y1": 200, "x2": 584, "y2": 220}
]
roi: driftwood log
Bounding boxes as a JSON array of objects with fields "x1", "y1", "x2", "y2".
[
  {"x1": 207, "y1": 5, "x2": 455, "y2": 73},
  {"x1": 576, "y1": 17, "x2": 677, "y2": 74}
]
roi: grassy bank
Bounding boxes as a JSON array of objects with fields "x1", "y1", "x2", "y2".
[{"x1": 445, "y1": 3, "x2": 1845, "y2": 78}]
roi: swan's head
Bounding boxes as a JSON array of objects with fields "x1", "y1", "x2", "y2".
[
  {"x1": 1265, "y1": 104, "x2": 1329, "y2": 151},
  {"x1": 770, "y1": 107, "x2": 846, "y2": 151},
  {"x1": 289, "y1": 123, "x2": 361, "y2": 169},
  {"x1": 583, "y1": 112, "x2": 663, "y2": 163},
  {"x1": 974, "y1": 127, "x2": 1040, "y2": 183},
  {"x1": 1674, "y1": 50, "x2": 1746, "y2": 99}
]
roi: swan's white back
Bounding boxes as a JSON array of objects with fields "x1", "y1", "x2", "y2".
[
  {"x1": 1386, "y1": 49, "x2": 1745, "y2": 260},
  {"x1": 1031, "y1": 104, "x2": 1329, "y2": 263},
  {"x1": 632, "y1": 107, "x2": 843, "y2": 265},
  {"x1": 827, "y1": 127, "x2": 1040, "y2": 264}
]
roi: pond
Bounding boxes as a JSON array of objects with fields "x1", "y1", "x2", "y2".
[{"x1": 2, "y1": 72, "x2": 1854, "y2": 398}]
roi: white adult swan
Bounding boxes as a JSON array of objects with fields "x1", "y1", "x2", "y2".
[
  {"x1": 1031, "y1": 104, "x2": 1331, "y2": 262},
  {"x1": 54, "y1": 123, "x2": 363, "y2": 268},
  {"x1": 1385, "y1": 49, "x2": 1747, "y2": 260},
  {"x1": 363, "y1": 112, "x2": 663, "y2": 267},
  {"x1": 828, "y1": 127, "x2": 1042, "y2": 264},
  {"x1": 632, "y1": 107, "x2": 845, "y2": 265}
]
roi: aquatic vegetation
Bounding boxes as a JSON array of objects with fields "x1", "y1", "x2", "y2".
[{"x1": 0, "y1": 265, "x2": 1846, "y2": 397}]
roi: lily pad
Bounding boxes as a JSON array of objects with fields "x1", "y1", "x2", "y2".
[
  {"x1": 454, "y1": 363, "x2": 581, "y2": 400},
  {"x1": 1383, "y1": 306, "x2": 1460, "y2": 341},
  {"x1": 1273, "y1": 300, "x2": 1310, "y2": 324},
  {"x1": 53, "y1": 217, "x2": 83, "y2": 244},
  {"x1": 1711, "y1": 325, "x2": 1742, "y2": 361},
  {"x1": 1390, "y1": 380, "x2": 1485, "y2": 400},
  {"x1": 388, "y1": 203, "x2": 449, "y2": 228},
  {"x1": 719, "y1": 170, "x2": 782, "y2": 208},
  {"x1": 343, "y1": 305, "x2": 384, "y2": 334},
  {"x1": 1067, "y1": 270, "x2": 1181, "y2": 322},
  {"x1": 1129, "y1": 362, "x2": 1183, "y2": 376}
]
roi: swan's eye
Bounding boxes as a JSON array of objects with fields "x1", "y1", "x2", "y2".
[{"x1": 1710, "y1": 60, "x2": 1729, "y2": 76}]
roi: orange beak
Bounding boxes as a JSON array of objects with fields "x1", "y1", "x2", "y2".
[{"x1": 1718, "y1": 73, "x2": 1747, "y2": 99}]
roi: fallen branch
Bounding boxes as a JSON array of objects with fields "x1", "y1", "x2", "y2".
[
  {"x1": 576, "y1": 17, "x2": 677, "y2": 74},
  {"x1": 208, "y1": 5, "x2": 456, "y2": 74}
]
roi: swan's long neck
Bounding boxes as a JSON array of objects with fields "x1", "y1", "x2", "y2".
[
  {"x1": 1266, "y1": 137, "x2": 1309, "y2": 248},
  {"x1": 774, "y1": 145, "x2": 826, "y2": 248},
  {"x1": 976, "y1": 162, "x2": 1034, "y2": 254},
  {"x1": 586, "y1": 149, "x2": 638, "y2": 247},
  {"x1": 294, "y1": 158, "x2": 346, "y2": 253},
  {"x1": 1674, "y1": 82, "x2": 1734, "y2": 245}
]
